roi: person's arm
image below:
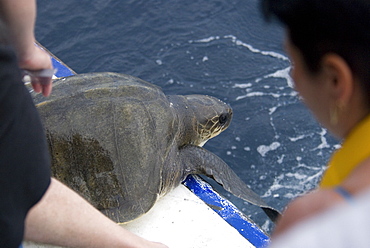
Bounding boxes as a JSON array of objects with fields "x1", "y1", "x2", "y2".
[
  {"x1": 274, "y1": 157, "x2": 370, "y2": 237},
  {"x1": 272, "y1": 189, "x2": 343, "y2": 237},
  {"x1": 24, "y1": 178, "x2": 168, "y2": 248},
  {"x1": 0, "y1": 0, "x2": 36, "y2": 60},
  {"x1": 0, "y1": 0, "x2": 53, "y2": 96}
]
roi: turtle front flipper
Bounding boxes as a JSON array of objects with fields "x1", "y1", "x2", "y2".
[{"x1": 180, "y1": 144, "x2": 280, "y2": 222}]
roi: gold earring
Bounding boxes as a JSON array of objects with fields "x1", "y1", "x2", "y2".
[
  {"x1": 330, "y1": 103, "x2": 345, "y2": 126},
  {"x1": 330, "y1": 106, "x2": 339, "y2": 126}
]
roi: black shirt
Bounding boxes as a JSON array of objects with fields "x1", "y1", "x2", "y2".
[{"x1": 0, "y1": 45, "x2": 51, "y2": 248}]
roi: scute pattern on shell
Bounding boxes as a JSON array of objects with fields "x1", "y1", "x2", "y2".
[{"x1": 34, "y1": 73, "x2": 179, "y2": 222}]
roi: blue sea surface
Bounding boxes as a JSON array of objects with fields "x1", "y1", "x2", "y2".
[{"x1": 35, "y1": 0, "x2": 339, "y2": 233}]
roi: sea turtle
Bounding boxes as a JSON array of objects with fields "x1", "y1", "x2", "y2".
[{"x1": 32, "y1": 72, "x2": 279, "y2": 223}]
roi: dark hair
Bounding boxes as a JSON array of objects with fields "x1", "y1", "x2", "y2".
[{"x1": 261, "y1": 0, "x2": 370, "y2": 102}]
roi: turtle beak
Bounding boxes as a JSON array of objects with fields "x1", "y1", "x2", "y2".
[{"x1": 198, "y1": 140, "x2": 208, "y2": 147}]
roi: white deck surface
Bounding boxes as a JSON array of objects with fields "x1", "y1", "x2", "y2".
[{"x1": 24, "y1": 184, "x2": 254, "y2": 248}]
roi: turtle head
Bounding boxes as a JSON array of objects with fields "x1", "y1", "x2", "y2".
[{"x1": 167, "y1": 95, "x2": 232, "y2": 147}]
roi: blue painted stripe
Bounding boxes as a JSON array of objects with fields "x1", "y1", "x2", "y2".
[
  {"x1": 51, "y1": 57, "x2": 75, "y2": 77},
  {"x1": 184, "y1": 175, "x2": 270, "y2": 248}
]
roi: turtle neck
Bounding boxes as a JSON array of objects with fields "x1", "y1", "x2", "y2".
[{"x1": 320, "y1": 114, "x2": 370, "y2": 188}]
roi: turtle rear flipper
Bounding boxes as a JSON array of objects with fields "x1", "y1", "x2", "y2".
[{"x1": 180, "y1": 145, "x2": 280, "y2": 222}]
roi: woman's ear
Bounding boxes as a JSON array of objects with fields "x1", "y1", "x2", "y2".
[{"x1": 321, "y1": 54, "x2": 354, "y2": 106}]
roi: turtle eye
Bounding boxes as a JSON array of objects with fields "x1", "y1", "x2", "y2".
[{"x1": 218, "y1": 113, "x2": 229, "y2": 126}]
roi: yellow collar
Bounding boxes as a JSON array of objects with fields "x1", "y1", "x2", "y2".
[{"x1": 320, "y1": 114, "x2": 370, "y2": 188}]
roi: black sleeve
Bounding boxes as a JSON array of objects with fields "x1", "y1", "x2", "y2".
[{"x1": 0, "y1": 45, "x2": 51, "y2": 248}]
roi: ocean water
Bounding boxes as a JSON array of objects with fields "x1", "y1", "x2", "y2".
[{"x1": 35, "y1": 0, "x2": 339, "y2": 233}]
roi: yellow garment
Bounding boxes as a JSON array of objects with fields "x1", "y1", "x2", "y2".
[{"x1": 320, "y1": 114, "x2": 370, "y2": 188}]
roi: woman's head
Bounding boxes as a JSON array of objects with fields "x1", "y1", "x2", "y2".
[
  {"x1": 262, "y1": 0, "x2": 370, "y2": 138},
  {"x1": 262, "y1": 0, "x2": 370, "y2": 104}
]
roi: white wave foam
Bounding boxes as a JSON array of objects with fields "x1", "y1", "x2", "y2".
[
  {"x1": 277, "y1": 154, "x2": 285, "y2": 164},
  {"x1": 269, "y1": 106, "x2": 278, "y2": 115},
  {"x1": 256, "y1": 66, "x2": 294, "y2": 88},
  {"x1": 189, "y1": 35, "x2": 295, "y2": 101},
  {"x1": 312, "y1": 128, "x2": 331, "y2": 151},
  {"x1": 232, "y1": 83, "x2": 252, "y2": 89},
  {"x1": 190, "y1": 34, "x2": 288, "y2": 61},
  {"x1": 156, "y1": 59, "x2": 163, "y2": 65},
  {"x1": 227, "y1": 35, "x2": 288, "y2": 61},
  {"x1": 286, "y1": 172, "x2": 307, "y2": 180},
  {"x1": 289, "y1": 135, "x2": 306, "y2": 142},
  {"x1": 236, "y1": 91, "x2": 291, "y2": 101},
  {"x1": 257, "y1": 141, "x2": 281, "y2": 157}
]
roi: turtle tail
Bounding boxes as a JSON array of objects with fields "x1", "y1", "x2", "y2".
[{"x1": 180, "y1": 144, "x2": 280, "y2": 222}]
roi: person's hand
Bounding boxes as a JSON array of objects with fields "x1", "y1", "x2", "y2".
[
  {"x1": 18, "y1": 44, "x2": 54, "y2": 97},
  {"x1": 132, "y1": 236, "x2": 169, "y2": 248},
  {"x1": 144, "y1": 241, "x2": 169, "y2": 248}
]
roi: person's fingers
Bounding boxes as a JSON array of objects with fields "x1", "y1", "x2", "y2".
[
  {"x1": 31, "y1": 78, "x2": 53, "y2": 96},
  {"x1": 26, "y1": 68, "x2": 54, "y2": 96},
  {"x1": 31, "y1": 81, "x2": 42, "y2": 93},
  {"x1": 41, "y1": 82, "x2": 53, "y2": 97}
]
